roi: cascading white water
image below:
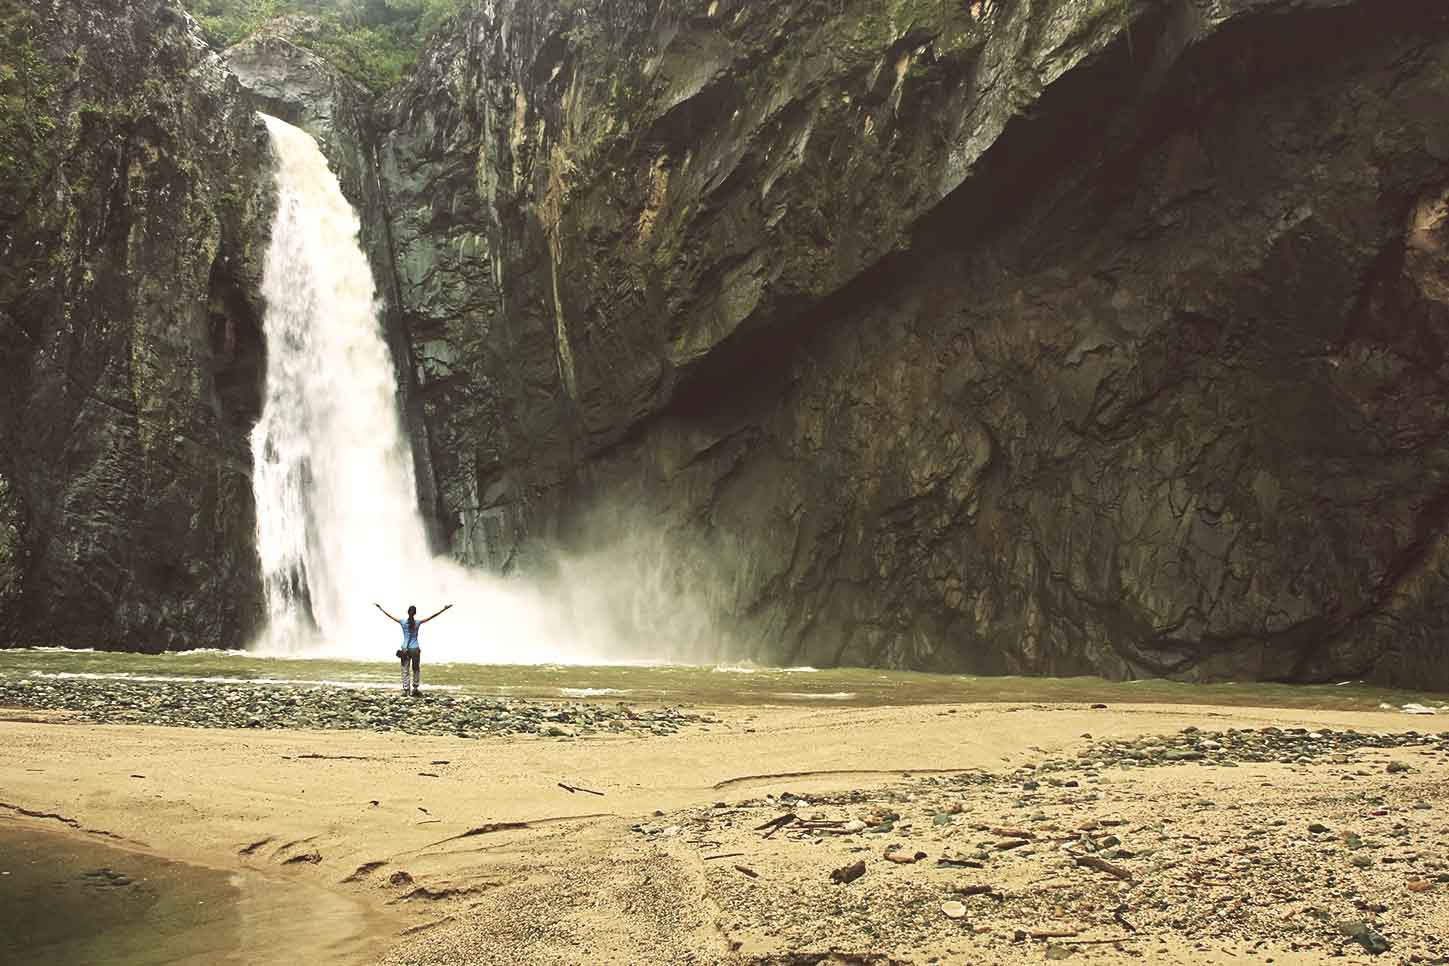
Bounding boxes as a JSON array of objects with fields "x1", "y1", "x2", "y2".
[
  {"x1": 252, "y1": 115, "x2": 436, "y2": 654},
  {"x1": 250, "y1": 115, "x2": 730, "y2": 664}
]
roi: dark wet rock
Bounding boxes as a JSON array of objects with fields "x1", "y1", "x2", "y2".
[
  {"x1": 0, "y1": 0, "x2": 272, "y2": 651},
  {"x1": 282, "y1": 850, "x2": 322, "y2": 865},
  {"x1": 82, "y1": 868, "x2": 134, "y2": 888}
]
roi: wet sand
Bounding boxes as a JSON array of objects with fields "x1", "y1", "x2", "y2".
[{"x1": 1, "y1": 697, "x2": 1446, "y2": 963}]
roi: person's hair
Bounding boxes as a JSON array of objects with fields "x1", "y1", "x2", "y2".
[{"x1": 406, "y1": 605, "x2": 416, "y2": 636}]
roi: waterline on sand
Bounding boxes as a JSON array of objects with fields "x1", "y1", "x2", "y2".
[{"x1": 0, "y1": 823, "x2": 386, "y2": 966}]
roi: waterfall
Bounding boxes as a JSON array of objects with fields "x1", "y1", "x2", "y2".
[
  {"x1": 250, "y1": 116, "x2": 529, "y2": 661},
  {"x1": 251, "y1": 115, "x2": 430, "y2": 653},
  {"x1": 249, "y1": 115, "x2": 728, "y2": 665}
]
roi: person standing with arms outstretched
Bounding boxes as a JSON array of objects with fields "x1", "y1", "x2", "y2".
[{"x1": 375, "y1": 602, "x2": 452, "y2": 696}]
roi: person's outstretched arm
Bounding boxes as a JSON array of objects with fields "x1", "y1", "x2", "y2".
[
  {"x1": 420, "y1": 604, "x2": 454, "y2": 624},
  {"x1": 375, "y1": 603, "x2": 401, "y2": 622}
]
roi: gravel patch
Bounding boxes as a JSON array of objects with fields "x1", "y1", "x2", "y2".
[
  {"x1": 0, "y1": 677, "x2": 715, "y2": 738},
  {"x1": 631, "y1": 727, "x2": 1449, "y2": 963}
]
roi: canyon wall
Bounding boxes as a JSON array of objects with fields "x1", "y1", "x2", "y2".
[
  {"x1": 0, "y1": 0, "x2": 271, "y2": 649},
  {"x1": 7, "y1": 0, "x2": 1449, "y2": 689},
  {"x1": 376, "y1": 0, "x2": 1449, "y2": 686}
]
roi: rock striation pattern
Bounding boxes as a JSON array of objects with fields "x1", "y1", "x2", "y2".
[
  {"x1": 0, "y1": 0, "x2": 272, "y2": 650},
  {"x1": 365, "y1": 0, "x2": 1449, "y2": 686}
]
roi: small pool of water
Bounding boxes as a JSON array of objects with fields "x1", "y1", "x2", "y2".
[{"x1": 0, "y1": 823, "x2": 383, "y2": 966}]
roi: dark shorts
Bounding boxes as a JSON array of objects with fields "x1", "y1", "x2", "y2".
[{"x1": 401, "y1": 648, "x2": 420, "y2": 671}]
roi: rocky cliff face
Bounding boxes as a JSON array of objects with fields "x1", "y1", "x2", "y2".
[
  {"x1": 0, "y1": 0, "x2": 271, "y2": 650},
  {"x1": 6, "y1": 0, "x2": 1449, "y2": 687},
  {"x1": 373, "y1": 0, "x2": 1449, "y2": 687}
]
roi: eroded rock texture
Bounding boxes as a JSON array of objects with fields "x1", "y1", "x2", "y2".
[
  {"x1": 375, "y1": 0, "x2": 1449, "y2": 686},
  {"x1": 0, "y1": 0, "x2": 270, "y2": 649}
]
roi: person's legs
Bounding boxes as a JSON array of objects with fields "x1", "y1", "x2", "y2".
[
  {"x1": 400, "y1": 653, "x2": 411, "y2": 693},
  {"x1": 410, "y1": 650, "x2": 421, "y2": 695}
]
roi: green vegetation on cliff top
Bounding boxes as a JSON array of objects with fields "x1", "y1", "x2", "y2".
[{"x1": 184, "y1": 0, "x2": 464, "y2": 91}]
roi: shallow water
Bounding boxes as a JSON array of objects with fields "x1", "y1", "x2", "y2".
[
  {"x1": 1, "y1": 648, "x2": 1446, "y2": 713},
  {"x1": 0, "y1": 824, "x2": 381, "y2": 966}
]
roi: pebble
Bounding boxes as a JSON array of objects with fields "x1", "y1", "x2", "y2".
[{"x1": 1339, "y1": 920, "x2": 1392, "y2": 955}]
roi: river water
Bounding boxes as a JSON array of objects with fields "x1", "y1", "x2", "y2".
[
  {"x1": 2, "y1": 649, "x2": 1446, "y2": 713},
  {"x1": 0, "y1": 824, "x2": 383, "y2": 966}
]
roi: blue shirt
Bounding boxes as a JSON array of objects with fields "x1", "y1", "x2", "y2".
[{"x1": 399, "y1": 619, "x2": 420, "y2": 650}]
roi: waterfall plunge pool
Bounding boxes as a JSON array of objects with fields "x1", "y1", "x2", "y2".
[{"x1": 0, "y1": 649, "x2": 1445, "y2": 713}]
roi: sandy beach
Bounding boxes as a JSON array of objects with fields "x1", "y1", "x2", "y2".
[{"x1": 3, "y1": 691, "x2": 1447, "y2": 965}]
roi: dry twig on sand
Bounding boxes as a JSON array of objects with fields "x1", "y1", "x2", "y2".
[
  {"x1": 558, "y1": 782, "x2": 605, "y2": 796},
  {"x1": 756, "y1": 813, "x2": 798, "y2": 838},
  {"x1": 1068, "y1": 852, "x2": 1135, "y2": 881}
]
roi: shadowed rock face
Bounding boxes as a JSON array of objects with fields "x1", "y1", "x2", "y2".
[
  {"x1": 372, "y1": 0, "x2": 1449, "y2": 686},
  {"x1": 0, "y1": 0, "x2": 271, "y2": 650}
]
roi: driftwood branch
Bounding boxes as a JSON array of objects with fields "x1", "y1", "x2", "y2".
[
  {"x1": 755, "y1": 813, "x2": 798, "y2": 838},
  {"x1": 1069, "y1": 852, "x2": 1135, "y2": 881},
  {"x1": 558, "y1": 782, "x2": 606, "y2": 796}
]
